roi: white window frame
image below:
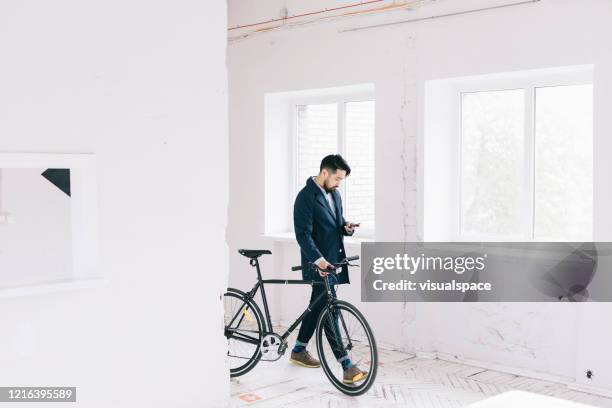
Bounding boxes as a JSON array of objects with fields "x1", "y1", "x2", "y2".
[
  {"x1": 454, "y1": 69, "x2": 593, "y2": 242},
  {"x1": 290, "y1": 91, "x2": 375, "y2": 237},
  {"x1": 0, "y1": 152, "x2": 103, "y2": 297}
]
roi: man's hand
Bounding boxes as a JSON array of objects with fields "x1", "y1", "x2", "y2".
[
  {"x1": 316, "y1": 259, "x2": 334, "y2": 277},
  {"x1": 344, "y1": 221, "x2": 360, "y2": 234}
]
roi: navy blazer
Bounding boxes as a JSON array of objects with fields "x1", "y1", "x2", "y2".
[{"x1": 293, "y1": 177, "x2": 353, "y2": 284}]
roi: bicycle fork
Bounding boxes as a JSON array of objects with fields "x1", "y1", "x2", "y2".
[{"x1": 323, "y1": 275, "x2": 354, "y2": 353}]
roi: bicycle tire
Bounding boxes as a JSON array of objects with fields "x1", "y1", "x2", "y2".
[
  {"x1": 224, "y1": 288, "x2": 266, "y2": 377},
  {"x1": 315, "y1": 299, "x2": 378, "y2": 396}
]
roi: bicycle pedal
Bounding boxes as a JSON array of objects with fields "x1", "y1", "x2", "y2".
[{"x1": 278, "y1": 342, "x2": 288, "y2": 356}]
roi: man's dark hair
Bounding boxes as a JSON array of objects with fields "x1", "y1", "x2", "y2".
[{"x1": 320, "y1": 154, "x2": 351, "y2": 176}]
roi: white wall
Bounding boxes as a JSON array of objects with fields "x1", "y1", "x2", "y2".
[
  {"x1": 0, "y1": 1, "x2": 229, "y2": 407},
  {"x1": 227, "y1": 0, "x2": 612, "y2": 395}
]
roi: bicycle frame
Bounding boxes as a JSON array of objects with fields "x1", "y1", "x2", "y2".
[{"x1": 226, "y1": 257, "x2": 336, "y2": 344}]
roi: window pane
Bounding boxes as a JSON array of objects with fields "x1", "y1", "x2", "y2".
[
  {"x1": 345, "y1": 101, "x2": 375, "y2": 232},
  {"x1": 296, "y1": 104, "x2": 337, "y2": 189},
  {"x1": 534, "y1": 84, "x2": 593, "y2": 240},
  {"x1": 461, "y1": 89, "x2": 525, "y2": 237}
]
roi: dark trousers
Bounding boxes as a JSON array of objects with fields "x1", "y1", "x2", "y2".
[{"x1": 296, "y1": 280, "x2": 348, "y2": 361}]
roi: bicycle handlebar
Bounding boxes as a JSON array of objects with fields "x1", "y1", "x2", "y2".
[{"x1": 290, "y1": 255, "x2": 360, "y2": 272}]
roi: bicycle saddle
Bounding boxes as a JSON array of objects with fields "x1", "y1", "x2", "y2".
[{"x1": 238, "y1": 249, "x2": 272, "y2": 259}]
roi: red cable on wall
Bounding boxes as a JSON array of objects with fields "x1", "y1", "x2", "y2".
[{"x1": 228, "y1": 0, "x2": 388, "y2": 31}]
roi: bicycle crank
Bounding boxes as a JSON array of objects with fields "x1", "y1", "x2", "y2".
[{"x1": 259, "y1": 333, "x2": 287, "y2": 361}]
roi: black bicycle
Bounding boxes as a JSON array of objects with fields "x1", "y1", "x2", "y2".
[{"x1": 223, "y1": 249, "x2": 378, "y2": 396}]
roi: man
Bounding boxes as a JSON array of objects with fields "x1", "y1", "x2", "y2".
[{"x1": 290, "y1": 154, "x2": 366, "y2": 384}]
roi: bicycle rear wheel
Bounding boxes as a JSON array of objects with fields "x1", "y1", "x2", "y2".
[
  {"x1": 223, "y1": 288, "x2": 265, "y2": 377},
  {"x1": 315, "y1": 300, "x2": 378, "y2": 396}
]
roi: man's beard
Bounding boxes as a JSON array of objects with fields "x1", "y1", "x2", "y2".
[{"x1": 323, "y1": 184, "x2": 336, "y2": 193}]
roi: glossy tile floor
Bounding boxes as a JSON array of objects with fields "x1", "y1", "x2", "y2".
[{"x1": 230, "y1": 347, "x2": 612, "y2": 408}]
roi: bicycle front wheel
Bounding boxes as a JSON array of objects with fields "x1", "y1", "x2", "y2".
[{"x1": 315, "y1": 299, "x2": 378, "y2": 396}]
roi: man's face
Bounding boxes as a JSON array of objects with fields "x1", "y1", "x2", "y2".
[{"x1": 321, "y1": 169, "x2": 346, "y2": 192}]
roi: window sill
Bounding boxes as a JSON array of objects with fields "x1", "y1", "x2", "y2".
[
  {"x1": 0, "y1": 277, "x2": 107, "y2": 299},
  {"x1": 262, "y1": 232, "x2": 374, "y2": 247}
]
